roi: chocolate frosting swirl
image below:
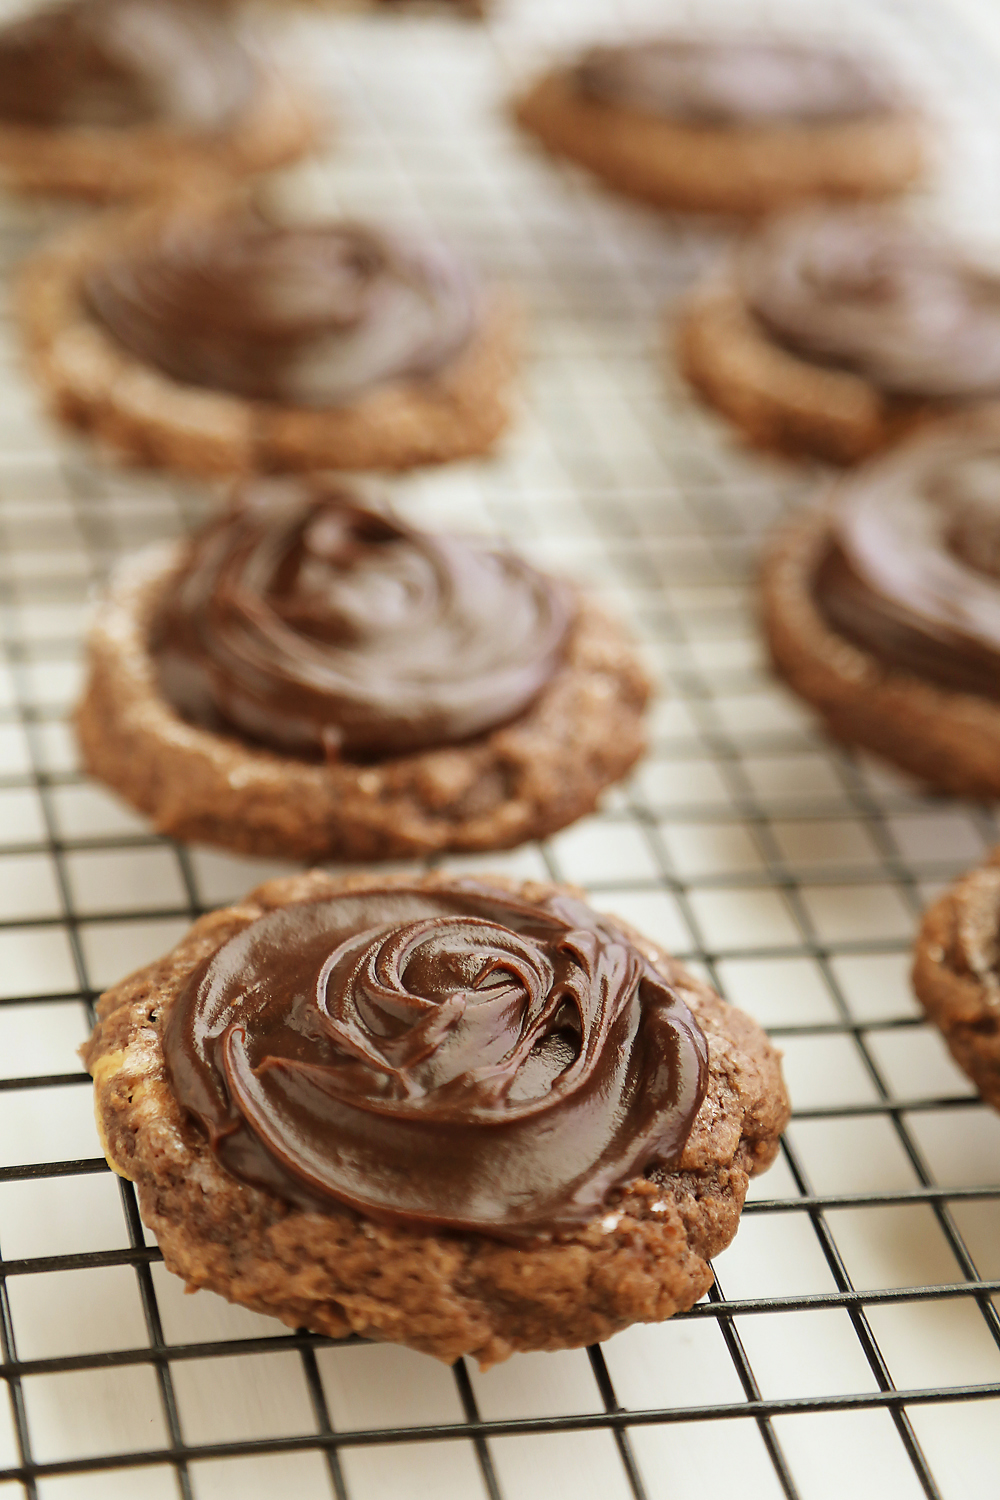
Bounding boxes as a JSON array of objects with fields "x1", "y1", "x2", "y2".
[
  {"x1": 815, "y1": 430, "x2": 1000, "y2": 698},
  {"x1": 0, "y1": 0, "x2": 256, "y2": 131},
  {"x1": 739, "y1": 210, "x2": 1000, "y2": 400},
  {"x1": 574, "y1": 36, "x2": 903, "y2": 125},
  {"x1": 161, "y1": 882, "x2": 710, "y2": 1239},
  {"x1": 154, "y1": 483, "x2": 572, "y2": 759},
  {"x1": 84, "y1": 210, "x2": 479, "y2": 407}
]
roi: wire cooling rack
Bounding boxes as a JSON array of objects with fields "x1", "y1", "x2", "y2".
[{"x1": 1, "y1": 0, "x2": 1000, "y2": 1496}]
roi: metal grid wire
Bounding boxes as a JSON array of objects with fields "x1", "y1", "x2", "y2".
[{"x1": 0, "y1": 0, "x2": 999, "y2": 1496}]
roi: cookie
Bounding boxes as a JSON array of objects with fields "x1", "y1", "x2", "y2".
[
  {"x1": 0, "y1": 0, "x2": 316, "y2": 201},
  {"x1": 368, "y1": 0, "x2": 486, "y2": 12},
  {"x1": 913, "y1": 852, "x2": 1000, "y2": 1110},
  {"x1": 275, "y1": 0, "x2": 485, "y2": 13},
  {"x1": 761, "y1": 417, "x2": 1000, "y2": 796},
  {"x1": 678, "y1": 209, "x2": 1000, "y2": 464},
  {"x1": 82, "y1": 869, "x2": 789, "y2": 1365},
  {"x1": 376, "y1": 0, "x2": 484, "y2": 10},
  {"x1": 18, "y1": 187, "x2": 518, "y2": 477},
  {"x1": 515, "y1": 36, "x2": 923, "y2": 217},
  {"x1": 75, "y1": 480, "x2": 650, "y2": 860}
]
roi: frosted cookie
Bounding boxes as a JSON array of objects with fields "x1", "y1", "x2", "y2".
[
  {"x1": 515, "y1": 35, "x2": 923, "y2": 217},
  {"x1": 0, "y1": 0, "x2": 315, "y2": 200},
  {"x1": 76, "y1": 480, "x2": 650, "y2": 859},
  {"x1": 83, "y1": 869, "x2": 790, "y2": 1364},
  {"x1": 914, "y1": 851, "x2": 1000, "y2": 1110},
  {"x1": 274, "y1": 0, "x2": 485, "y2": 13},
  {"x1": 762, "y1": 418, "x2": 1000, "y2": 796},
  {"x1": 679, "y1": 209, "x2": 1000, "y2": 464},
  {"x1": 19, "y1": 191, "x2": 517, "y2": 475},
  {"x1": 370, "y1": 0, "x2": 486, "y2": 12}
]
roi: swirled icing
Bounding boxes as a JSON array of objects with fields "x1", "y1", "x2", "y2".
[
  {"x1": 162, "y1": 882, "x2": 709, "y2": 1238},
  {"x1": 84, "y1": 209, "x2": 479, "y2": 406},
  {"x1": 153, "y1": 483, "x2": 572, "y2": 759},
  {"x1": 815, "y1": 429, "x2": 1000, "y2": 697},
  {"x1": 0, "y1": 0, "x2": 257, "y2": 131},
  {"x1": 574, "y1": 37, "x2": 904, "y2": 125},
  {"x1": 739, "y1": 210, "x2": 1000, "y2": 399}
]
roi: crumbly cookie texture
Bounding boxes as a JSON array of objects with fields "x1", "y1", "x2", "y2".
[
  {"x1": 913, "y1": 853, "x2": 1000, "y2": 1110},
  {"x1": 514, "y1": 69, "x2": 923, "y2": 218},
  {"x1": 82, "y1": 870, "x2": 790, "y2": 1367},
  {"x1": 75, "y1": 543, "x2": 650, "y2": 860},
  {"x1": 17, "y1": 202, "x2": 518, "y2": 477},
  {"x1": 676, "y1": 283, "x2": 934, "y2": 464},
  {"x1": 0, "y1": 69, "x2": 316, "y2": 201},
  {"x1": 762, "y1": 505, "x2": 1000, "y2": 796}
]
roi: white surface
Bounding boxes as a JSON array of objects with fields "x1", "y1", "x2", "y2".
[{"x1": 0, "y1": 0, "x2": 997, "y2": 1496}]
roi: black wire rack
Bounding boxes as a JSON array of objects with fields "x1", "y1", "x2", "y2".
[{"x1": 1, "y1": 1, "x2": 1000, "y2": 1497}]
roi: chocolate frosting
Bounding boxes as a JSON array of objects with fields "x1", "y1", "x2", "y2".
[
  {"x1": 814, "y1": 431, "x2": 1000, "y2": 698},
  {"x1": 0, "y1": 0, "x2": 256, "y2": 131},
  {"x1": 574, "y1": 36, "x2": 903, "y2": 125},
  {"x1": 739, "y1": 210, "x2": 1000, "y2": 400},
  {"x1": 161, "y1": 882, "x2": 710, "y2": 1239},
  {"x1": 84, "y1": 208, "x2": 479, "y2": 406},
  {"x1": 154, "y1": 483, "x2": 572, "y2": 759}
]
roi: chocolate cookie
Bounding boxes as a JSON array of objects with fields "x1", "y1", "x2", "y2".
[
  {"x1": 515, "y1": 35, "x2": 923, "y2": 217},
  {"x1": 913, "y1": 852, "x2": 1000, "y2": 1110},
  {"x1": 761, "y1": 417, "x2": 1000, "y2": 796},
  {"x1": 371, "y1": 0, "x2": 486, "y2": 11},
  {"x1": 277, "y1": 0, "x2": 485, "y2": 12},
  {"x1": 0, "y1": 0, "x2": 315, "y2": 200},
  {"x1": 18, "y1": 189, "x2": 518, "y2": 476},
  {"x1": 83, "y1": 870, "x2": 789, "y2": 1365},
  {"x1": 75, "y1": 480, "x2": 650, "y2": 859},
  {"x1": 678, "y1": 209, "x2": 1000, "y2": 464}
]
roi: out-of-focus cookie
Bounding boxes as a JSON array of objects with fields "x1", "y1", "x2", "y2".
[
  {"x1": 761, "y1": 417, "x2": 1000, "y2": 796},
  {"x1": 914, "y1": 852, "x2": 1000, "y2": 1110},
  {"x1": 678, "y1": 209, "x2": 1000, "y2": 464},
  {"x1": 19, "y1": 187, "x2": 518, "y2": 475},
  {"x1": 350, "y1": 0, "x2": 486, "y2": 13},
  {"x1": 75, "y1": 479, "x2": 650, "y2": 859},
  {"x1": 264, "y1": 0, "x2": 486, "y2": 14},
  {"x1": 0, "y1": 0, "x2": 316, "y2": 200},
  {"x1": 515, "y1": 35, "x2": 924, "y2": 217},
  {"x1": 82, "y1": 868, "x2": 789, "y2": 1365}
]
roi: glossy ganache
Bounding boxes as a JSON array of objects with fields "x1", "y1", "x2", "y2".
[
  {"x1": 84, "y1": 208, "x2": 479, "y2": 406},
  {"x1": 0, "y1": 0, "x2": 256, "y2": 131},
  {"x1": 739, "y1": 210, "x2": 1000, "y2": 399},
  {"x1": 153, "y1": 485, "x2": 572, "y2": 759},
  {"x1": 161, "y1": 883, "x2": 710, "y2": 1238},
  {"x1": 574, "y1": 36, "x2": 903, "y2": 125},
  {"x1": 814, "y1": 431, "x2": 1000, "y2": 698}
]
